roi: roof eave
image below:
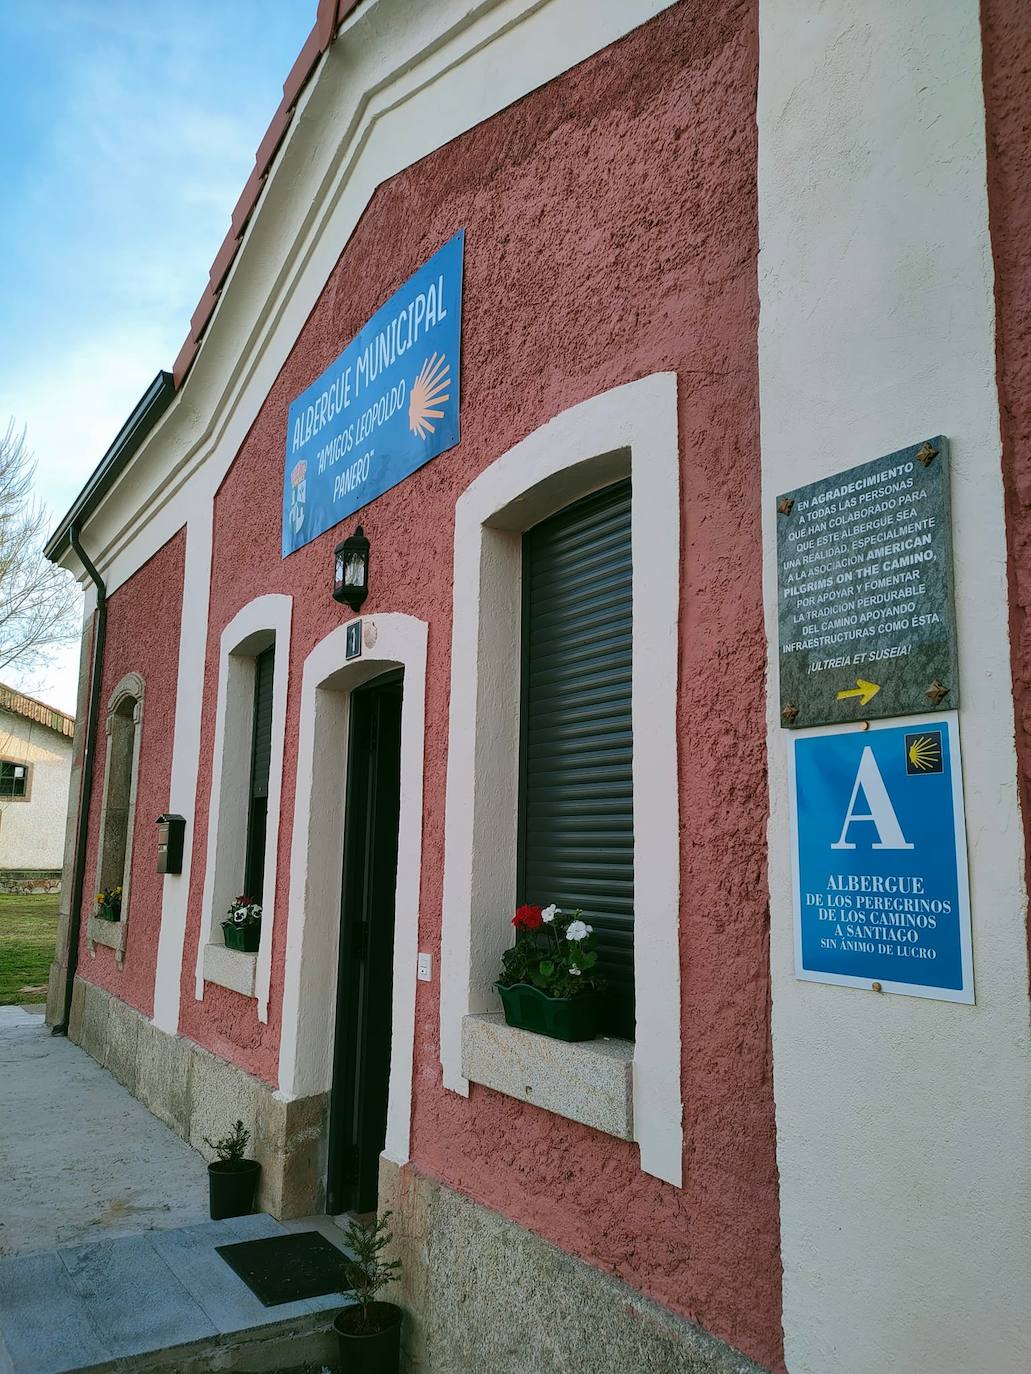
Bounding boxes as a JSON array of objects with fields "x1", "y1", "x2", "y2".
[{"x1": 43, "y1": 370, "x2": 176, "y2": 566}]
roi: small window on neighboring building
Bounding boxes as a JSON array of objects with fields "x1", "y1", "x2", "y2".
[
  {"x1": 0, "y1": 761, "x2": 28, "y2": 798},
  {"x1": 243, "y1": 646, "x2": 275, "y2": 904},
  {"x1": 519, "y1": 480, "x2": 634, "y2": 1037}
]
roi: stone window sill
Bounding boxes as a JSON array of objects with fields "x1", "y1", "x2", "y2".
[
  {"x1": 87, "y1": 914, "x2": 127, "y2": 966},
  {"x1": 202, "y1": 943, "x2": 257, "y2": 998},
  {"x1": 461, "y1": 1013, "x2": 634, "y2": 1140}
]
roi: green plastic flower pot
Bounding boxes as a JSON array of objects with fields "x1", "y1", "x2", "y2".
[
  {"x1": 496, "y1": 982, "x2": 601, "y2": 1042},
  {"x1": 222, "y1": 922, "x2": 260, "y2": 953}
]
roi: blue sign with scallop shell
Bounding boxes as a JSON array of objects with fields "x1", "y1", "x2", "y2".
[
  {"x1": 282, "y1": 231, "x2": 463, "y2": 556},
  {"x1": 789, "y1": 713, "x2": 973, "y2": 1003}
]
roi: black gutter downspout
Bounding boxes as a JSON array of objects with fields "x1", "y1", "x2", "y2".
[{"x1": 52, "y1": 526, "x2": 107, "y2": 1036}]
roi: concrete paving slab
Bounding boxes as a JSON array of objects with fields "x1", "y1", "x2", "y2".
[
  {"x1": 59, "y1": 1234, "x2": 217, "y2": 1360},
  {"x1": 150, "y1": 1215, "x2": 298, "y2": 1332},
  {"x1": 153, "y1": 1213, "x2": 351, "y2": 1333},
  {"x1": 0, "y1": 1016, "x2": 355, "y2": 1370},
  {"x1": 0, "y1": 1019, "x2": 208, "y2": 1258},
  {"x1": 0, "y1": 1219, "x2": 355, "y2": 1372},
  {"x1": 0, "y1": 1249, "x2": 111, "y2": 1374},
  {"x1": 0, "y1": 1008, "x2": 37, "y2": 1031}
]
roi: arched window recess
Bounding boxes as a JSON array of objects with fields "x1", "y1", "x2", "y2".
[{"x1": 87, "y1": 672, "x2": 145, "y2": 966}]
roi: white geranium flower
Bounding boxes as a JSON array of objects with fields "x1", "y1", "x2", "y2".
[
  {"x1": 541, "y1": 904, "x2": 559, "y2": 923},
  {"x1": 566, "y1": 919, "x2": 591, "y2": 942},
  {"x1": 569, "y1": 966, "x2": 581, "y2": 976}
]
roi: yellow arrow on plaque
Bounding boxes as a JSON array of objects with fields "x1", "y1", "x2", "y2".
[{"x1": 836, "y1": 678, "x2": 880, "y2": 707}]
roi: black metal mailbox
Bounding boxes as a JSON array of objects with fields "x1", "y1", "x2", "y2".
[{"x1": 156, "y1": 813, "x2": 186, "y2": 875}]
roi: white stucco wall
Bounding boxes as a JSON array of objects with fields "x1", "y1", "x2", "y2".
[
  {"x1": 758, "y1": 3, "x2": 1031, "y2": 1371},
  {"x1": 0, "y1": 712, "x2": 73, "y2": 871}
]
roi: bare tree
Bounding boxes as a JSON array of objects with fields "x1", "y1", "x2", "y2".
[{"x1": 0, "y1": 421, "x2": 79, "y2": 676}]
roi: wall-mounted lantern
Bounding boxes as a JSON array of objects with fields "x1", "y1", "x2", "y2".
[{"x1": 333, "y1": 525, "x2": 370, "y2": 610}]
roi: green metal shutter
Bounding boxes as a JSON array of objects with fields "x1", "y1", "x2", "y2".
[
  {"x1": 244, "y1": 647, "x2": 275, "y2": 904},
  {"x1": 519, "y1": 479, "x2": 634, "y2": 1037}
]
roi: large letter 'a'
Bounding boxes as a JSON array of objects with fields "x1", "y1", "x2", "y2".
[{"x1": 830, "y1": 746, "x2": 914, "y2": 851}]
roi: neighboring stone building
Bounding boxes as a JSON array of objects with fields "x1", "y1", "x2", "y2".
[
  {"x1": 39, "y1": 2, "x2": 1031, "y2": 1373},
  {"x1": 0, "y1": 684, "x2": 73, "y2": 891}
]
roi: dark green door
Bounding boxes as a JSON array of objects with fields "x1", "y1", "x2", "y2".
[{"x1": 328, "y1": 670, "x2": 403, "y2": 1215}]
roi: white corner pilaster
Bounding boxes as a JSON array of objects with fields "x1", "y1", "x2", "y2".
[
  {"x1": 152, "y1": 503, "x2": 215, "y2": 1034},
  {"x1": 757, "y1": 3, "x2": 1031, "y2": 1370}
]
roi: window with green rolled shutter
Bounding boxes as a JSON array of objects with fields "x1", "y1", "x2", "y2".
[
  {"x1": 243, "y1": 646, "x2": 275, "y2": 904},
  {"x1": 518, "y1": 479, "x2": 634, "y2": 1038}
]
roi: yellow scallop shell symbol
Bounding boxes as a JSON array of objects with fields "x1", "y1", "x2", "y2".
[
  {"x1": 408, "y1": 352, "x2": 451, "y2": 440},
  {"x1": 907, "y1": 735, "x2": 940, "y2": 771}
]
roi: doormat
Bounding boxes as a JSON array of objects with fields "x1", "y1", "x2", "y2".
[{"x1": 215, "y1": 1231, "x2": 354, "y2": 1306}]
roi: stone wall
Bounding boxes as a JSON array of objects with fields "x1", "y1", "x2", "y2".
[
  {"x1": 377, "y1": 1156, "x2": 771, "y2": 1374},
  {"x1": 0, "y1": 870, "x2": 61, "y2": 894},
  {"x1": 68, "y1": 977, "x2": 326, "y2": 1219}
]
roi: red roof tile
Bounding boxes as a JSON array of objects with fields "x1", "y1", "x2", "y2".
[
  {"x1": 0, "y1": 685, "x2": 75, "y2": 738},
  {"x1": 207, "y1": 228, "x2": 242, "y2": 295}
]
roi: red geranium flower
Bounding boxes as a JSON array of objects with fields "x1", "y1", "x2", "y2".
[{"x1": 513, "y1": 904, "x2": 544, "y2": 930}]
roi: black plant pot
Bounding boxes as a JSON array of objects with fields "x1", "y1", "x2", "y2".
[
  {"x1": 207, "y1": 1158, "x2": 261, "y2": 1220},
  {"x1": 333, "y1": 1302, "x2": 403, "y2": 1374}
]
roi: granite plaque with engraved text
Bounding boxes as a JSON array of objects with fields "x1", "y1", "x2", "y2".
[{"x1": 777, "y1": 437, "x2": 958, "y2": 728}]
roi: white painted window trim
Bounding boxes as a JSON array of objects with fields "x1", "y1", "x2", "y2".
[
  {"x1": 88, "y1": 672, "x2": 145, "y2": 968},
  {"x1": 278, "y1": 613, "x2": 427, "y2": 1172},
  {"x1": 439, "y1": 372, "x2": 683, "y2": 1187},
  {"x1": 194, "y1": 593, "x2": 292, "y2": 1022}
]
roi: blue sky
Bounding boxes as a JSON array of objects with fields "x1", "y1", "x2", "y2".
[{"x1": 0, "y1": 0, "x2": 314, "y2": 708}]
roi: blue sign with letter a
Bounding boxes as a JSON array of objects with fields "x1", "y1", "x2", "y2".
[{"x1": 789, "y1": 714, "x2": 973, "y2": 1002}]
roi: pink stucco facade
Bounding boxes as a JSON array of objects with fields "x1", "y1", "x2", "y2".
[
  {"x1": 76, "y1": 529, "x2": 186, "y2": 1019},
  {"x1": 52, "y1": 2, "x2": 1031, "y2": 1370},
  {"x1": 70, "y1": 3, "x2": 782, "y2": 1368},
  {"x1": 983, "y1": 0, "x2": 1031, "y2": 991}
]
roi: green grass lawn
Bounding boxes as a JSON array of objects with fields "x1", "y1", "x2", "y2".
[{"x1": 0, "y1": 893, "x2": 58, "y2": 1005}]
